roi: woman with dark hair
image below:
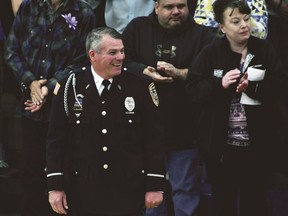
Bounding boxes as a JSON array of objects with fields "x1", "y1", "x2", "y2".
[
  {"x1": 194, "y1": 0, "x2": 268, "y2": 39},
  {"x1": 186, "y1": 0, "x2": 288, "y2": 215}
]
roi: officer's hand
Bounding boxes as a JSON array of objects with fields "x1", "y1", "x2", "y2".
[
  {"x1": 145, "y1": 191, "x2": 163, "y2": 208},
  {"x1": 143, "y1": 66, "x2": 173, "y2": 83},
  {"x1": 29, "y1": 79, "x2": 47, "y2": 105},
  {"x1": 49, "y1": 190, "x2": 69, "y2": 215},
  {"x1": 41, "y1": 85, "x2": 49, "y2": 98}
]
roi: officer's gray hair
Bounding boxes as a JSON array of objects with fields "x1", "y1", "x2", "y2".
[{"x1": 85, "y1": 27, "x2": 122, "y2": 56}]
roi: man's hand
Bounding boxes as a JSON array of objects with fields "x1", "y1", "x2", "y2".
[
  {"x1": 49, "y1": 190, "x2": 68, "y2": 215},
  {"x1": 143, "y1": 66, "x2": 174, "y2": 83},
  {"x1": 29, "y1": 79, "x2": 47, "y2": 105},
  {"x1": 24, "y1": 99, "x2": 45, "y2": 112},
  {"x1": 157, "y1": 61, "x2": 188, "y2": 80},
  {"x1": 25, "y1": 86, "x2": 48, "y2": 112},
  {"x1": 145, "y1": 191, "x2": 163, "y2": 209}
]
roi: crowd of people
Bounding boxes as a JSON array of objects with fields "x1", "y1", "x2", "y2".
[{"x1": 0, "y1": 0, "x2": 287, "y2": 216}]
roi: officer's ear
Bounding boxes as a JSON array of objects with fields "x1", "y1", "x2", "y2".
[{"x1": 89, "y1": 49, "x2": 98, "y2": 62}]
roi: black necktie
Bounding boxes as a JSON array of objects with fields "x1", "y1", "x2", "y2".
[{"x1": 101, "y1": 79, "x2": 110, "y2": 100}]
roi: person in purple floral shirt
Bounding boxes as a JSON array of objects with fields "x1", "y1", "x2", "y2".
[{"x1": 4, "y1": 0, "x2": 95, "y2": 215}]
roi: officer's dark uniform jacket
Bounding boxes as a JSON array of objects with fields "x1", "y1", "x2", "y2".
[
  {"x1": 186, "y1": 36, "x2": 288, "y2": 175},
  {"x1": 122, "y1": 11, "x2": 216, "y2": 151},
  {"x1": 46, "y1": 66, "x2": 166, "y2": 214}
]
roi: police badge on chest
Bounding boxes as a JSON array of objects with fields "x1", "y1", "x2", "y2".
[{"x1": 125, "y1": 97, "x2": 135, "y2": 114}]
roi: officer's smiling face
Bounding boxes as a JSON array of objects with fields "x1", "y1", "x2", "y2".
[{"x1": 90, "y1": 35, "x2": 125, "y2": 79}]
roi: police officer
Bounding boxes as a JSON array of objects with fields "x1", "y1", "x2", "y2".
[{"x1": 46, "y1": 27, "x2": 166, "y2": 216}]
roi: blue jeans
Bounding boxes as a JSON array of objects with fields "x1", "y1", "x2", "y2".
[{"x1": 146, "y1": 148, "x2": 200, "y2": 216}]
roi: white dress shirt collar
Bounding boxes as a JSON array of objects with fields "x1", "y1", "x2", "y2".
[{"x1": 90, "y1": 66, "x2": 113, "y2": 94}]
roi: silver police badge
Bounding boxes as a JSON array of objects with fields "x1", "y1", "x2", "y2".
[{"x1": 125, "y1": 97, "x2": 135, "y2": 113}]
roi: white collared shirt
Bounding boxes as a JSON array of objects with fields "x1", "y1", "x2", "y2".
[{"x1": 90, "y1": 66, "x2": 113, "y2": 95}]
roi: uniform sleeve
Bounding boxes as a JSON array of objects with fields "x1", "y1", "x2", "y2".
[
  {"x1": 143, "y1": 81, "x2": 166, "y2": 192},
  {"x1": 46, "y1": 82, "x2": 70, "y2": 191},
  {"x1": 122, "y1": 18, "x2": 152, "y2": 81}
]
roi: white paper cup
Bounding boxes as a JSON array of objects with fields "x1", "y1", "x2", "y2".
[{"x1": 247, "y1": 67, "x2": 265, "y2": 81}]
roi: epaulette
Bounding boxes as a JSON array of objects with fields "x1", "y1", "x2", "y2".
[
  {"x1": 53, "y1": 66, "x2": 89, "y2": 96},
  {"x1": 69, "y1": 66, "x2": 89, "y2": 75}
]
